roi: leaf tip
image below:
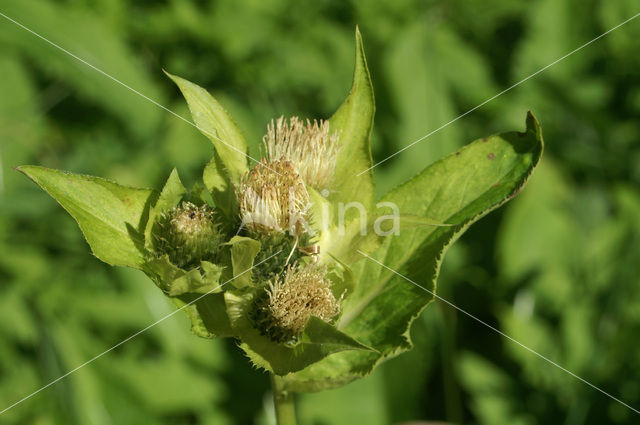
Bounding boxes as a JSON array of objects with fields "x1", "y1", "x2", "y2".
[
  {"x1": 168, "y1": 166, "x2": 181, "y2": 181},
  {"x1": 353, "y1": 26, "x2": 367, "y2": 64},
  {"x1": 526, "y1": 110, "x2": 540, "y2": 132},
  {"x1": 164, "y1": 70, "x2": 189, "y2": 91},
  {"x1": 162, "y1": 68, "x2": 176, "y2": 80},
  {"x1": 525, "y1": 110, "x2": 544, "y2": 154},
  {"x1": 14, "y1": 164, "x2": 41, "y2": 182}
]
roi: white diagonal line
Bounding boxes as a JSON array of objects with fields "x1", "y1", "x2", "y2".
[
  {"x1": 358, "y1": 11, "x2": 640, "y2": 176},
  {"x1": 0, "y1": 250, "x2": 282, "y2": 416},
  {"x1": 357, "y1": 250, "x2": 640, "y2": 415},
  {"x1": 0, "y1": 11, "x2": 281, "y2": 174}
]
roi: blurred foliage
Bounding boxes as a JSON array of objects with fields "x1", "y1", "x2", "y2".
[{"x1": 0, "y1": 0, "x2": 639, "y2": 424}]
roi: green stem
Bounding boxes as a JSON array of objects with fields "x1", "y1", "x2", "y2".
[{"x1": 271, "y1": 374, "x2": 297, "y2": 425}]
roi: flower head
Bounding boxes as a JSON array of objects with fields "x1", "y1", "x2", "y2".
[
  {"x1": 253, "y1": 263, "x2": 343, "y2": 343},
  {"x1": 237, "y1": 159, "x2": 310, "y2": 236},
  {"x1": 151, "y1": 202, "x2": 222, "y2": 269},
  {"x1": 263, "y1": 116, "x2": 340, "y2": 191}
]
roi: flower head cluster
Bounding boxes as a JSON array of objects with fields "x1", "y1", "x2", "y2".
[
  {"x1": 151, "y1": 202, "x2": 223, "y2": 269},
  {"x1": 237, "y1": 159, "x2": 310, "y2": 236},
  {"x1": 263, "y1": 116, "x2": 340, "y2": 191},
  {"x1": 253, "y1": 263, "x2": 342, "y2": 343}
]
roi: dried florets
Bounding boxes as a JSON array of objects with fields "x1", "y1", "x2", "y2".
[
  {"x1": 252, "y1": 263, "x2": 343, "y2": 343},
  {"x1": 237, "y1": 159, "x2": 310, "y2": 236},
  {"x1": 263, "y1": 116, "x2": 341, "y2": 191}
]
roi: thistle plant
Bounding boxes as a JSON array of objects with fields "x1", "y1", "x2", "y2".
[{"x1": 18, "y1": 28, "x2": 543, "y2": 424}]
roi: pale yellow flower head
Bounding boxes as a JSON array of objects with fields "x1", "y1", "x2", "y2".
[
  {"x1": 263, "y1": 116, "x2": 341, "y2": 191},
  {"x1": 237, "y1": 159, "x2": 310, "y2": 235},
  {"x1": 258, "y1": 263, "x2": 342, "y2": 342}
]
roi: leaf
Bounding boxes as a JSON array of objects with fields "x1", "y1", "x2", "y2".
[
  {"x1": 173, "y1": 293, "x2": 234, "y2": 339},
  {"x1": 203, "y1": 152, "x2": 238, "y2": 221},
  {"x1": 166, "y1": 72, "x2": 249, "y2": 182},
  {"x1": 302, "y1": 316, "x2": 373, "y2": 352},
  {"x1": 144, "y1": 168, "x2": 187, "y2": 249},
  {"x1": 326, "y1": 258, "x2": 356, "y2": 300},
  {"x1": 318, "y1": 217, "x2": 383, "y2": 266},
  {"x1": 318, "y1": 211, "x2": 449, "y2": 266},
  {"x1": 282, "y1": 112, "x2": 544, "y2": 392},
  {"x1": 227, "y1": 236, "x2": 261, "y2": 289},
  {"x1": 225, "y1": 291, "x2": 373, "y2": 375},
  {"x1": 142, "y1": 256, "x2": 223, "y2": 296},
  {"x1": 154, "y1": 168, "x2": 187, "y2": 212},
  {"x1": 328, "y1": 27, "x2": 375, "y2": 219},
  {"x1": 18, "y1": 165, "x2": 156, "y2": 268}
]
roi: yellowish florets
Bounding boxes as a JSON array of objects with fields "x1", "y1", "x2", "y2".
[
  {"x1": 254, "y1": 263, "x2": 343, "y2": 342},
  {"x1": 263, "y1": 116, "x2": 341, "y2": 191},
  {"x1": 237, "y1": 159, "x2": 310, "y2": 235},
  {"x1": 171, "y1": 202, "x2": 212, "y2": 234}
]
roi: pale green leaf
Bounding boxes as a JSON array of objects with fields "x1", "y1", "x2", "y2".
[
  {"x1": 154, "y1": 168, "x2": 187, "y2": 212},
  {"x1": 18, "y1": 165, "x2": 156, "y2": 268},
  {"x1": 318, "y1": 217, "x2": 382, "y2": 266},
  {"x1": 203, "y1": 152, "x2": 237, "y2": 220},
  {"x1": 142, "y1": 256, "x2": 224, "y2": 296},
  {"x1": 144, "y1": 168, "x2": 187, "y2": 249},
  {"x1": 166, "y1": 72, "x2": 249, "y2": 182},
  {"x1": 283, "y1": 112, "x2": 544, "y2": 391},
  {"x1": 328, "y1": 28, "x2": 375, "y2": 218},
  {"x1": 302, "y1": 316, "x2": 373, "y2": 352},
  {"x1": 318, "y1": 212, "x2": 447, "y2": 266},
  {"x1": 173, "y1": 292, "x2": 234, "y2": 339},
  {"x1": 326, "y1": 258, "x2": 357, "y2": 300},
  {"x1": 227, "y1": 236, "x2": 261, "y2": 289}
]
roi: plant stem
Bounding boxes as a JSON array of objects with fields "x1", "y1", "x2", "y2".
[{"x1": 271, "y1": 374, "x2": 297, "y2": 425}]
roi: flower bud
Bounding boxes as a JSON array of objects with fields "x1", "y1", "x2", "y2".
[
  {"x1": 252, "y1": 263, "x2": 342, "y2": 343},
  {"x1": 151, "y1": 202, "x2": 223, "y2": 269}
]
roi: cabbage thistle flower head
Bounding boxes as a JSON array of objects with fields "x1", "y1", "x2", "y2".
[
  {"x1": 152, "y1": 201, "x2": 222, "y2": 269},
  {"x1": 237, "y1": 159, "x2": 310, "y2": 236},
  {"x1": 263, "y1": 116, "x2": 340, "y2": 191},
  {"x1": 254, "y1": 263, "x2": 343, "y2": 343}
]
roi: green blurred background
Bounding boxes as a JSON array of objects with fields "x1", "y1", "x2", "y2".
[{"x1": 1, "y1": 0, "x2": 639, "y2": 424}]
